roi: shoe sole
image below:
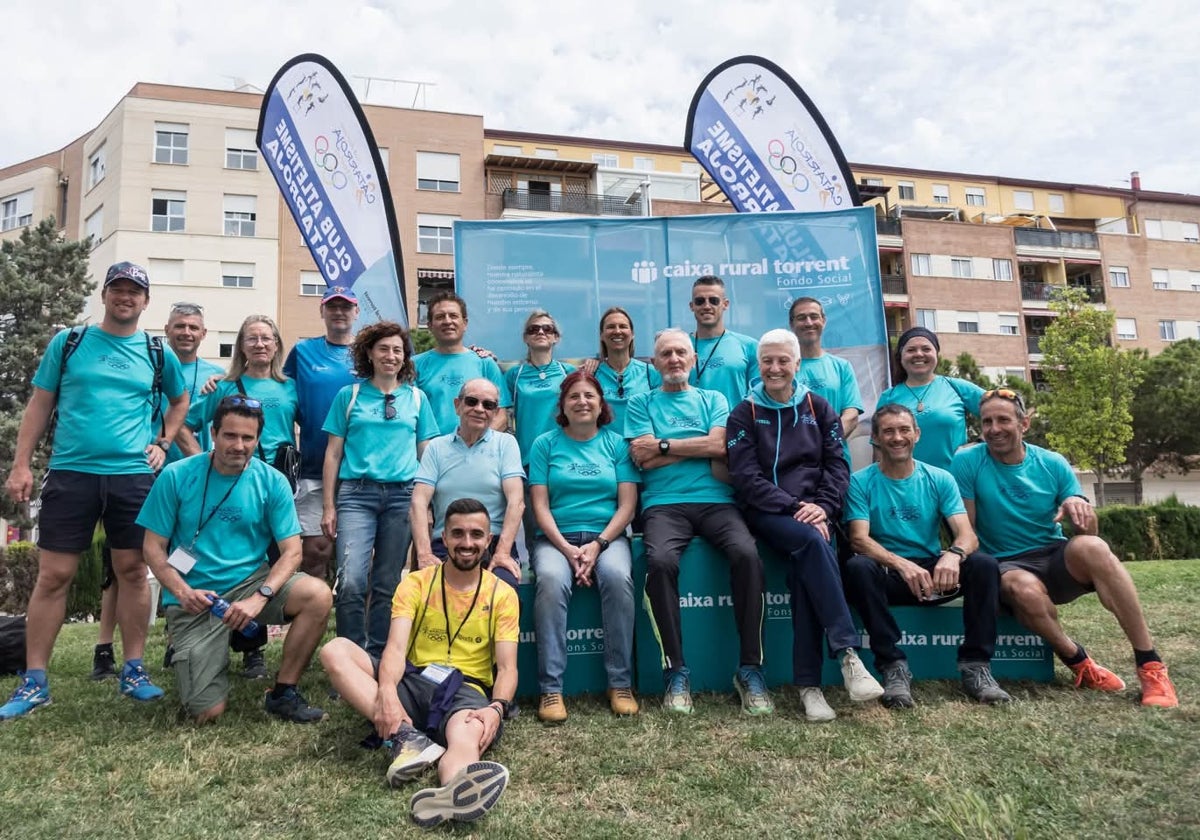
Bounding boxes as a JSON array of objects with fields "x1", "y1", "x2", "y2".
[
  {"x1": 387, "y1": 742, "x2": 447, "y2": 787},
  {"x1": 847, "y1": 683, "x2": 885, "y2": 703},
  {"x1": 120, "y1": 687, "x2": 165, "y2": 702},
  {"x1": 733, "y1": 677, "x2": 775, "y2": 716},
  {"x1": 881, "y1": 693, "x2": 915, "y2": 709},
  {"x1": 409, "y1": 761, "x2": 509, "y2": 828},
  {"x1": 0, "y1": 698, "x2": 51, "y2": 721}
]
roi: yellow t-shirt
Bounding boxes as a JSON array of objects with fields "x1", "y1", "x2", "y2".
[{"x1": 392, "y1": 565, "x2": 519, "y2": 687}]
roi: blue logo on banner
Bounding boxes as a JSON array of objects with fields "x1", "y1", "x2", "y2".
[{"x1": 689, "y1": 90, "x2": 791, "y2": 213}]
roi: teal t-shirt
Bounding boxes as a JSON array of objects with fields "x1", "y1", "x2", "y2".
[
  {"x1": 527, "y1": 427, "x2": 639, "y2": 535},
  {"x1": 624, "y1": 387, "x2": 734, "y2": 508},
  {"x1": 952, "y1": 442, "x2": 1081, "y2": 559},
  {"x1": 689, "y1": 330, "x2": 758, "y2": 410},
  {"x1": 844, "y1": 462, "x2": 965, "y2": 559},
  {"x1": 136, "y1": 454, "x2": 301, "y2": 606},
  {"x1": 878, "y1": 375, "x2": 984, "y2": 470},
  {"x1": 413, "y1": 349, "x2": 512, "y2": 435},
  {"x1": 32, "y1": 326, "x2": 186, "y2": 474},
  {"x1": 188, "y1": 377, "x2": 298, "y2": 464},
  {"x1": 167, "y1": 358, "x2": 226, "y2": 464},
  {"x1": 505, "y1": 359, "x2": 575, "y2": 465},
  {"x1": 798, "y1": 353, "x2": 863, "y2": 416},
  {"x1": 414, "y1": 429, "x2": 525, "y2": 537},
  {"x1": 322, "y1": 382, "x2": 439, "y2": 483},
  {"x1": 596, "y1": 358, "x2": 660, "y2": 437}
]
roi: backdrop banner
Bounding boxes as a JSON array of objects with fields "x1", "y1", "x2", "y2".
[{"x1": 257, "y1": 53, "x2": 407, "y2": 327}]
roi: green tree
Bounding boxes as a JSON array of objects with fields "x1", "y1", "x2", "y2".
[
  {"x1": 1037, "y1": 287, "x2": 1143, "y2": 506},
  {"x1": 410, "y1": 327, "x2": 435, "y2": 354},
  {"x1": 1123, "y1": 338, "x2": 1200, "y2": 504},
  {"x1": 0, "y1": 217, "x2": 95, "y2": 523}
]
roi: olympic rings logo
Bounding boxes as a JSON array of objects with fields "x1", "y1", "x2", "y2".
[
  {"x1": 313, "y1": 135, "x2": 348, "y2": 190},
  {"x1": 767, "y1": 139, "x2": 810, "y2": 193}
]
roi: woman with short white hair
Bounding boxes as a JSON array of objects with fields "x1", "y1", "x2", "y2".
[{"x1": 726, "y1": 328, "x2": 883, "y2": 721}]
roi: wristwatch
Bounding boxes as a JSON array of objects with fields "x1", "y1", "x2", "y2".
[
  {"x1": 658, "y1": 439, "x2": 671, "y2": 455},
  {"x1": 946, "y1": 546, "x2": 967, "y2": 561},
  {"x1": 256, "y1": 584, "x2": 275, "y2": 601},
  {"x1": 594, "y1": 536, "x2": 611, "y2": 552}
]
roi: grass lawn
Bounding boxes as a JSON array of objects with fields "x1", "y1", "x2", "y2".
[{"x1": 2, "y1": 560, "x2": 1197, "y2": 839}]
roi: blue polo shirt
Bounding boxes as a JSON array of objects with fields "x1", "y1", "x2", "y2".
[
  {"x1": 844, "y1": 462, "x2": 965, "y2": 559},
  {"x1": 413, "y1": 428, "x2": 524, "y2": 537}
]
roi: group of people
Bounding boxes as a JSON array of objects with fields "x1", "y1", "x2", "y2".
[{"x1": 0, "y1": 263, "x2": 1180, "y2": 829}]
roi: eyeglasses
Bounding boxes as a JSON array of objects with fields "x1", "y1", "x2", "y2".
[
  {"x1": 461, "y1": 395, "x2": 499, "y2": 411},
  {"x1": 243, "y1": 336, "x2": 276, "y2": 345},
  {"x1": 791, "y1": 312, "x2": 822, "y2": 323},
  {"x1": 525, "y1": 324, "x2": 558, "y2": 336},
  {"x1": 218, "y1": 395, "x2": 262, "y2": 411},
  {"x1": 383, "y1": 393, "x2": 397, "y2": 421},
  {"x1": 982, "y1": 388, "x2": 1026, "y2": 410},
  {"x1": 692, "y1": 295, "x2": 723, "y2": 307},
  {"x1": 616, "y1": 372, "x2": 625, "y2": 399}
]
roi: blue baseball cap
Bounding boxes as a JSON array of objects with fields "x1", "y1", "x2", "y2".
[
  {"x1": 104, "y1": 261, "x2": 150, "y2": 290},
  {"x1": 322, "y1": 285, "x2": 357, "y2": 304}
]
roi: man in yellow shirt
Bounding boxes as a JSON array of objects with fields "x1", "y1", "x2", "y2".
[{"x1": 321, "y1": 498, "x2": 519, "y2": 828}]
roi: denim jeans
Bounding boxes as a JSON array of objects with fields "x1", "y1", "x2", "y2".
[
  {"x1": 532, "y1": 533, "x2": 634, "y2": 694},
  {"x1": 334, "y1": 479, "x2": 414, "y2": 658}
]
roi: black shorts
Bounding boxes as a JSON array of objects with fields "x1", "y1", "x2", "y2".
[
  {"x1": 371, "y1": 657, "x2": 499, "y2": 747},
  {"x1": 999, "y1": 542, "x2": 1094, "y2": 605},
  {"x1": 37, "y1": 470, "x2": 155, "y2": 554}
]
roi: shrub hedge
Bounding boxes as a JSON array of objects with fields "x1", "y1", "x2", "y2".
[
  {"x1": 0, "y1": 531, "x2": 106, "y2": 618},
  {"x1": 1099, "y1": 497, "x2": 1200, "y2": 561}
]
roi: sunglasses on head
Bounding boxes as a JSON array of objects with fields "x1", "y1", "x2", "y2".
[
  {"x1": 383, "y1": 393, "x2": 396, "y2": 421},
  {"x1": 982, "y1": 388, "x2": 1026, "y2": 410},
  {"x1": 525, "y1": 324, "x2": 558, "y2": 336},
  {"x1": 219, "y1": 395, "x2": 262, "y2": 411},
  {"x1": 692, "y1": 295, "x2": 722, "y2": 307},
  {"x1": 462, "y1": 395, "x2": 499, "y2": 411}
]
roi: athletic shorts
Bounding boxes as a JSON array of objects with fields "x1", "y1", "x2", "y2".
[
  {"x1": 371, "y1": 657, "x2": 500, "y2": 748},
  {"x1": 999, "y1": 542, "x2": 1094, "y2": 605},
  {"x1": 165, "y1": 566, "x2": 305, "y2": 716},
  {"x1": 293, "y1": 478, "x2": 324, "y2": 538},
  {"x1": 38, "y1": 470, "x2": 155, "y2": 553}
]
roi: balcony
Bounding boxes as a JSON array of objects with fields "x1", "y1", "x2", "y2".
[
  {"x1": 1027, "y1": 335, "x2": 1043, "y2": 354},
  {"x1": 1021, "y1": 281, "x2": 1106, "y2": 304},
  {"x1": 881, "y1": 274, "x2": 907, "y2": 295},
  {"x1": 876, "y1": 217, "x2": 902, "y2": 236},
  {"x1": 501, "y1": 188, "x2": 644, "y2": 216},
  {"x1": 1014, "y1": 228, "x2": 1098, "y2": 249}
]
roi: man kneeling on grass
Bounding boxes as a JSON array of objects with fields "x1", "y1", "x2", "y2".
[
  {"x1": 321, "y1": 498, "x2": 518, "y2": 829},
  {"x1": 952, "y1": 389, "x2": 1178, "y2": 707},
  {"x1": 140, "y1": 396, "x2": 333, "y2": 723}
]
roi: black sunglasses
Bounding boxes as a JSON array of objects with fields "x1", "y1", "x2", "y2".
[
  {"x1": 383, "y1": 393, "x2": 396, "y2": 421},
  {"x1": 462, "y1": 395, "x2": 499, "y2": 411},
  {"x1": 616, "y1": 372, "x2": 625, "y2": 399},
  {"x1": 219, "y1": 395, "x2": 262, "y2": 411},
  {"x1": 692, "y1": 295, "x2": 722, "y2": 307},
  {"x1": 525, "y1": 324, "x2": 558, "y2": 336}
]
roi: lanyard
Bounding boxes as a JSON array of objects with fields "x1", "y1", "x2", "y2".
[
  {"x1": 190, "y1": 455, "x2": 245, "y2": 548},
  {"x1": 439, "y1": 564, "x2": 483, "y2": 662},
  {"x1": 693, "y1": 331, "x2": 728, "y2": 381}
]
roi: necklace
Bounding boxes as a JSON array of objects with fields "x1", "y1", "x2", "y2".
[{"x1": 904, "y1": 378, "x2": 936, "y2": 413}]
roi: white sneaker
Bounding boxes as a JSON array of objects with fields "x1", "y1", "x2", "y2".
[
  {"x1": 840, "y1": 649, "x2": 885, "y2": 702},
  {"x1": 798, "y1": 687, "x2": 836, "y2": 722}
]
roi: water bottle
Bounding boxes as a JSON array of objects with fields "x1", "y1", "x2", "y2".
[{"x1": 207, "y1": 594, "x2": 261, "y2": 638}]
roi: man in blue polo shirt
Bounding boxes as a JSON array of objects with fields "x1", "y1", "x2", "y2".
[
  {"x1": 410, "y1": 379, "x2": 524, "y2": 591},
  {"x1": 2, "y1": 261, "x2": 188, "y2": 720},
  {"x1": 687, "y1": 275, "x2": 758, "y2": 410},
  {"x1": 627, "y1": 328, "x2": 768, "y2": 716},
  {"x1": 842, "y1": 403, "x2": 1010, "y2": 708},
  {"x1": 284, "y1": 286, "x2": 359, "y2": 580},
  {"x1": 952, "y1": 389, "x2": 1178, "y2": 707},
  {"x1": 413, "y1": 292, "x2": 510, "y2": 435}
]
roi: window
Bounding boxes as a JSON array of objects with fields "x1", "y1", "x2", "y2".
[
  {"x1": 417, "y1": 213, "x2": 456, "y2": 254},
  {"x1": 864, "y1": 178, "x2": 884, "y2": 186},
  {"x1": 680, "y1": 162, "x2": 701, "y2": 176},
  {"x1": 224, "y1": 128, "x2": 257, "y2": 170},
  {"x1": 591, "y1": 153, "x2": 618, "y2": 167},
  {"x1": 951, "y1": 257, "x2": 973, "y2": 279},
  {"x1": 1, "y1": 190, "x2": 32, "y2": 231},
  {"x1": 993, "y1": 258, "x2": 1013, "y2": 280},
  {"x1": 84, "y1": 207, "x2": 103, "y2": 247},
  {"x1": 1190, "y1": 270, "x2": 1200, "y2": 292},
  {"x1": 221, "y1": 262, "x2": 254, "y2": 289},
  {"x1": 492, "y1": 144, "x2": 522, "y2": 156},
  {"x1": 911, "y1": 253, "x2": 931, "y2": 275},
  {"x1": 218, "y1": 332, "x2": 236, "y2": 359},
  {"x1": 932, "y1": 184, "x2": 950, "y2": 204},
  {"x1": 633, "y1": 156, "x2": 655, "y2": 171},
  {"x1": 151, "y1": 189, "x2": 185, "y2": 232},
  {"x1": 300, "y1": 270, "x2": 325, "y2": 296},
  {"x1": 148, "y1": 258, "x2": 184, "y2": 285},
  {"x1": 1151, "y1": 268, "x2": 1169, "y2": 290},
  {"x1": 1159, "y1": 320, "x2": 1177, "y2": 341},
  {"x1": 898, "y1": 181, "x2": 915, "y2": 200},
  {"x1": 965, "y1": 187, "x2": 986, "y2": 207},
  {"x1": 223, "y1": 194, "x2": 257, "y2": 237},
  {"x1": 916, "y1": 309, "x2": 937, "y2": 330},
  {"x1": 88, "y1": 144, "x2": 107, "y2": 188},
  {"x1": 1116, "y1": 318, "x2": 1138, "y2": 340},
  {"x1": 534, "y1": 148, "x2": 558, "y2": 159},
  {"x1": 1183, "y1": 222, "x2": 1200, "y2": 243},
  {"x1": 999, "y1": 314, "x2": 1020, "y2": 335},
  {"x1": 1144, "y1": 219, "x2": 1162, "y2": 239},
  {"x1": 1048, "y1": 193, "x2": 1065, "y2": 213},
  {"x1": 154, "y1": 122, "x2": 188, "y2": 165},
  {"x1": 1013, "y1": 190, "x2": 1034, "y2": 211},
  {"x1": 1109, "y1": 266, "x2": 1130, "y2": 288},
  {"x1": 416, "y1": 152, "x2": 460, "y2": 192},
  {"x1": 957, "y1": 318, "x2": 980, "y2": 334}
]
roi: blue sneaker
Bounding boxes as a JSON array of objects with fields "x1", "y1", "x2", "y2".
[
  {"x1": 662, "y1": 669, "x2": 693, "y2": 714},
  {"x1": 733, "y1": 666, "x2": 774, "y2": 716},
  {"x1": 119, "y1": 663, "x2": 165, "y2": 702},
  {"x1": 0, "y1": 675, "x2": 51, "y2": 721}
]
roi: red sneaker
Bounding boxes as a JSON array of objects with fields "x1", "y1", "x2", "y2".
[
  {"x1": 1069, "y1": 657, "x2": 1126, "y2": 692},
  {"x1": 1137, "y1": 662, "x2": 1179, "y2": 708}
]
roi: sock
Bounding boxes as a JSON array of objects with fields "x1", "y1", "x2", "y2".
[
  {"x1": 1134, "y1": 648, "x2": 1162, "y2": 667},
  {"x1": 24, "y1": 669, "x2": 47, "y2": 687},
  {"x1": 1061, "y1": 644, "x2": 1088, "y2": 667},
  {"x1": 124, "y1": 658, "x2": 144, "y2": 672},
  {"x1": 95, "y1": 642, "x2": 114, "y2": 653},
  {"x1": 271, "y1": 682, "x2": 296, "y2": 699}
]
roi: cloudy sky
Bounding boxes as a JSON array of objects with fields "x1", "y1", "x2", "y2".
[{"x1": 4, "y1": 1, "x2": 1198, "y2": 194}]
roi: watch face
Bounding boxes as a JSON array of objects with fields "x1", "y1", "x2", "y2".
[{"x1": 258, "y1": 585, "x2": 274, "y2": 598}]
